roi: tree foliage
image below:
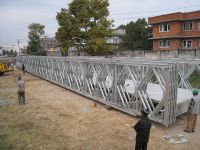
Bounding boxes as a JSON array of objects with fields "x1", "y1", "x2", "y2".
[
  {"x1": 121, "y1": 18, "x2": 152, "y2": 50},
  {"x1": 56, "y1": 0, "x2": 113, "y2": 55},
  {"x1": 1, "y1": 50, "x2": 17, "y2": 56},
  {"x1": 26, "y1": 23, "x2": 46, "y2": 55},
  {"x1": 118, "y1": 24, "x2": 126, "y2": 29}
]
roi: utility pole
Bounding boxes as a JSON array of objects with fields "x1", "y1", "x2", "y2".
[{"x1": 17, "y1": 39, "x2": 20, "y2": 55}]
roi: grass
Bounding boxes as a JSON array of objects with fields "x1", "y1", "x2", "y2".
[
  {"x1": 12, "y1": 122, "x2": 34, "y2": 131},
  {"x1": 0, "y1": 134, "x2": 13, "y2": 150},
  {"x1": 189, "y1": 70, "x2": 200, "y2": 89},
  {"x1": 0, "y1": 115, "x2": 71, "y2": 150}
]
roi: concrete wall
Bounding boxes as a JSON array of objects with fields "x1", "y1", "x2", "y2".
[
  {"x1": 115, "y1": 49, "x2": 200, "y2": 59},
  {"x1": 68, "y1": 48, "x2": 200, "y2": 59}
]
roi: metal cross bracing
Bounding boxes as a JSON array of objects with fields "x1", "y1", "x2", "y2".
[
  {"x1": 116, "y1": 58, "x2": 200, "y2": 89},
  {"x1": 16, "y1": 56, "x2": 199, "y2": 126},
  {"x1": 176, "y1": 60, "x2": 200, "y2": 90},
  {"x1": 120, "y1": 58, "x2": 200, "y2": 117}
]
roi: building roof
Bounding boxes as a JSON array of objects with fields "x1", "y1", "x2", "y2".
[
  {"x1": 111, "y1": 28, "x2": 126, "y2": 36},
  {"x1": 148, "y1": 11, "x2": 200, "y2": 24}
]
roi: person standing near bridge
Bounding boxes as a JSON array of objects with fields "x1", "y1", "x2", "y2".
[
  {"x1": 133, "y1": 109, "x2": 152, "y2": 150},
  {"x1": 22, "y1": 64, "x2": 25, "y2": 74},
  {"x1": 184, "y1": 89, "x2": 200, "y2": 133},
  {"x1": 16, "y1": 75, "x2": 26, "y2": 104}
]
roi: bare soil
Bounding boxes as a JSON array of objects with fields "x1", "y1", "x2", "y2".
[{"x1": 0, "y1": 70, "x2": 199, "y2": 150}]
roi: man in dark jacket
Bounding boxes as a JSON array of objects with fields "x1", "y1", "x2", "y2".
[
  {"x1": 22, "y1": 64, "x2": 25, "y2": 74},
  {"x1": 133, "y1": 109, "x2": 152, "y2": 150}
]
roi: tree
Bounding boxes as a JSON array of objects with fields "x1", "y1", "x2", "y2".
[
  {"x1": 118, "y1": 24, "x2": 126, "y2": 29},
  {"x1": 121, "y1": 18, "x2": 152, "y2": 50},
  {"x1": 14, "y1": 51, "x2": 18, "y2": 56},
  {"x1": 56, "y1": 0, "x2": 113, "y2": 55},
  {"x1": 10, "y1": 50, "x2": 14, "y2": 56},
  {"x1": 2, "y1": 50, "x2": 6, "y2": 56},
  {"x1": 26, "y1": 23, "x2": 46, "y2": 55}
]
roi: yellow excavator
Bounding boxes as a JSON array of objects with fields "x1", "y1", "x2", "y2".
[{"x1": 0, "y1": 57, "x2": 14, "y2": 75}]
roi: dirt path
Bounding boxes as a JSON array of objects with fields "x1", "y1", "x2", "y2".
[{"x1": 0, "y1": 70, "x2": 200, "y2": 150}]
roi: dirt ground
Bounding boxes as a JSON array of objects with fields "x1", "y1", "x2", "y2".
[{"x1": 0, "y1": 70, "x2": 200, "y2": 150}]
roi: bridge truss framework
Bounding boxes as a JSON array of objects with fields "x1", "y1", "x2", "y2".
[{"x1": 16, "y1": 56, "x2": 200, "y2": 126}]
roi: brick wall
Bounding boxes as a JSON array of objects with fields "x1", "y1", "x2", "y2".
[
  {"x1": 149, "y1": 11, "x2": 200, "y2": 50},
  {"x1": 153, "y1": 38, "x2": 200, "y2": 50},
  {"x1": 182, "y1": 20, "x2": 200, "y2": 36},
  {"x1": 152, "y1": 21, "x2": 200, "y2": 39},
  {"x1": 192, "y1": 39, "x2": 200, "y2": 48},
  {"x1": 185, "y1": 11, "x2": 200, "y2": 19},
  {"x1": 153, "y1": 39, "x2": 182, "y2": 50},
  {"x1": 152, "y1": 22, "x2": 182, "y2": 38},
  {"x1": 148, "y1": 11, "x2": 200, "y2": 24},
  {"x1": 148, "y1": 12, "x2": 183, "y2": 24}
]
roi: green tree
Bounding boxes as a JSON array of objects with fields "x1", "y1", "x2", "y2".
[
  {"x1": 2, "y1": 50, "x2": 7, "y2": 56},
  {"x1": 14, "y1": 51, "x2": 18, "y2": 56},
  {"x1": 118, "y1": 24, "x2": 126, "y2": 29},
  {"x1": 121, "y1": 18, "x2": 152, "y2": 50},
  {"x1": 10, "y1": 50, "x2": 14, "y2": 56},
  {"x1": 26, "y1": 23, "x2": 46, "y2": 55},
  {"x1": 56, "y1": 0, "x2": 113, "y2": 55}
]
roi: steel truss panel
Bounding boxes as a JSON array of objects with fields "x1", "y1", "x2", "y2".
[{"x1": 16, "y1": 56, "x2": 200, "y2": 126}]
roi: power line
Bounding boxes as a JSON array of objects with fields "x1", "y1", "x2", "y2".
[
  {"x1": 110, "y1": 4, "x2": 200, "y2": 16},
  {"x1": 108, "y1": 7, "x2": 200, "y2": 21},
  {"x1": 109, "y1": 15, "x2": 150, "y2": 20}
]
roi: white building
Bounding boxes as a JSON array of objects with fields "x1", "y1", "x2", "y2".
[
  {"x1": 0, "y1": 45, "x2": 17, "y2": 56},
  {"x1": 68, "y1": 28, "x2": 126, "y2": 55},
  {"x1": 107, "y1": 28, "x2": 126, "y2": 45},
  {"x1": 0, "y1": 43, "x2": 26, "y2": 55},
  {"x1": 0, "y1": 47, "x2": 2, "y2": 55}
]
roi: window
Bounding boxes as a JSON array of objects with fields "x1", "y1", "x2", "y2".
[
  {"x1": 107, "y1": 38, "x2": 114, "y2": 43},
  {"x1": 183, "y1": 22, "x2": 193, "y2": 31},
  {"x1": 114, "y1": 39, "x2": 118, "y2": 43},
  {"x1": 110, "y1": 38, "x2": 114, "y2": 43},
  {"x1": 159, "y1": 24, "x2": 170, "y2": 32},
  {"x1": 182, "y1": 40, "x2": 192, "y2": 49},
  {"x1": 159, "y1": 40, "x2": 170, "y2": 48}
]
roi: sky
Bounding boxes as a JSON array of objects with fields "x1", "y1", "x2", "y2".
[{"x1": 0, "y1": 0, "x2": 200, "y2": 46}]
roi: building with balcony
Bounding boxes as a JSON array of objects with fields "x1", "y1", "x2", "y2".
[
  {"x1": 148, "y1": 11, "x2": 200, "y2": 50},
  {"x1": 68, "y1": 28, "x2": 126, "y2": 55},
  {"x1": 107, "y1": 28, "x2": 125, "y2": 49}
]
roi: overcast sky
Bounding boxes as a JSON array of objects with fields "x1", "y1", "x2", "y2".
[{"x1": 0, "y1": 0, "x2": 200, "y2": 46}]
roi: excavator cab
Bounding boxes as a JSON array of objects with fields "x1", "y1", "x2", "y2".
[{"x1": 0, "y1": 61, "x2": 13, "y2": 75}]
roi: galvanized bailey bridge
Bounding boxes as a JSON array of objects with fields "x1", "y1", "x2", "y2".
[{"x1": 16, "y1": 56, "x2": 200, "y2": 126}]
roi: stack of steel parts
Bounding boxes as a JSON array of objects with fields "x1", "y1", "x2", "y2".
[
  {"x1": 16, "y1": 56, "x2": 200, "y2": 126},
  {"x1": 0, "y1": 56, "x2": 16, "y2": 63}
]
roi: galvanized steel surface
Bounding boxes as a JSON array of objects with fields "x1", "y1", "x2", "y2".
[{"x1": 16, "y1": 56, "x2": 200, "y2": 126}]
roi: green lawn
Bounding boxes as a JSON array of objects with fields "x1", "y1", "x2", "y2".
[{"x1": 189, "y1": 70, "x2": 200, "y2": 89}]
